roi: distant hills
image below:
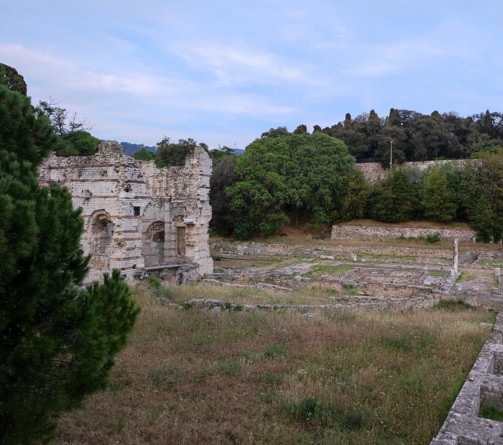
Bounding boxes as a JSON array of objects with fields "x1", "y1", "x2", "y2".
[
  {"x1": 120, "y1": 142, "x2": 245, "y2": 157},
  {"x1": 120, "y1": 142, "x2": 156, "y2": 156}
]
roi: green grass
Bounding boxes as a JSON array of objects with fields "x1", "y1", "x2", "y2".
[
  {"x1": 479, "y1": 260, "x2": 503, "y2": 268},
  {"x1": 479, "y1": 404, "x2": 503, "y2": 421},
  {"x1": 429, "y1": 271, "x2": 446, "y2": 277},
  {"x1": 435, "y1": 299, "x2": 473, "y2": 311},
  {"x1": 307, "y1": 264, "x2": 354, "y2": 278},
  {"x1": 52, "y1": 286, "x2": 495, "y2": 445}
]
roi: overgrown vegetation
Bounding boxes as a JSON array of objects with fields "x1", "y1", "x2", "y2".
[
  {"x1": 479, "y1": 404, "x2": 503, "y2": 421},
  {"x1": 51, "y1": 285, "x2": 494, "y2": 445}
]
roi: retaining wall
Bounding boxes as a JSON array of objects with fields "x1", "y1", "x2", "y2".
[{"x1": 331, "y1": 225, "x2": 476, "y2": 243}]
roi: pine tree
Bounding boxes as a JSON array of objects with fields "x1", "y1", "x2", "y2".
[{"x1": 0, "y1": 77, "x2": 140, "y2": 444}]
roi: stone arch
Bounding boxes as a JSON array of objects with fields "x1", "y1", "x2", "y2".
[
  {"x1": 142, "y1": 221, "x2": 165, "y2": 266},
  {"x1": 89, "y1": 210, "x2": 115, "y2": 255}
]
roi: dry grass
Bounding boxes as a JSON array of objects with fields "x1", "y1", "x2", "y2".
[{"x1": 52, "y1": 285, "x2": 495, "y2": 445}]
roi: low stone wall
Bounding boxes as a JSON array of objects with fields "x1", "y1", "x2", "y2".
[
  {"x1": 356, "y1": 160, "x2": 468, "y2": 184},
  {"x1": 331, "y1": 225, "x2": 476, "y2": 243},
  {"x1": 430, "y1": 312, "x2": 503, "y2": 445}
]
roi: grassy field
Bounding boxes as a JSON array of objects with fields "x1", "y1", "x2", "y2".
[{"x1": 52, "y1": 284, "x2": 495, "y2": 445}]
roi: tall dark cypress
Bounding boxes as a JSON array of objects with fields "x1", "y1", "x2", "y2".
[{"x1": 0, "y1": 73, "x2": 140, "y2": 445}]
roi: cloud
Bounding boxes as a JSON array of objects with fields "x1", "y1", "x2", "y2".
[{"x1": 170, "y1": 41, "x2": 316, "y2": 87}]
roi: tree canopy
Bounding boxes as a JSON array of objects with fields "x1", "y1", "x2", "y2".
[
  {"x1": 35, "y1": 99, "x2": 100, "y2": 156},
  {"x1": 0, "y1": 63, "x2": 27, "y2": 95},
  {"x1": 226, "y1": 133, "x2": 355, "y2": 239},
  {"x1": 320, "y1": 108, "x2": 503, "y2": 166}
]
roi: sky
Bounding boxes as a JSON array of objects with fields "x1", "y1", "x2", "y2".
[{"x1": 1, "y1": 1, "x2": 502, "y2": 150}]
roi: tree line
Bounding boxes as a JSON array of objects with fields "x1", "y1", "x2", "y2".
[
  {"x1": 269, "y1": 108, "x2": 503, "y2": 167},
  {"x1": 210, "y1": 132, "x2": 503, "y2": 243}
]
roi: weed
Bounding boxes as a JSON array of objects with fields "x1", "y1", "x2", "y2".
[
  {"x1": 263, "y1": 372, "x2": 283, "y2": 386},
  {"x1": 258, "y1": 393, "x2": 274, "y2": 404},
  {"x1": 435, "y1": 299, "x2": 472, "y2": 311},
  {"x1": 147, "y1": 276, "x2": 161, "y2": 289},
  {"x1": 425, "y1": 232, "x2": 441, "y2": 243},
  {"x1": 480, "y1": 260, "x2": 503, "y2": 267},
  {"x1": 480, "y1": 404, "x2": 503, "y2": 421},
  {"x1": 150, "y1": 365, "x2": 180, "y2": 389},
  {"x1": 341, "y1": 408, "x2": 367, "y2": 430},
  {"x1": 147, "y1": 276, "x2": 174, "y2": 302},
  {"x1": 380, "y1": 333, "x2": 413, "y2": 352},
  {"x1": 285, "y1": 397, "x2": 366, "y2": 430},
  {"x1": 429, "y1": 271, "x2": 446, "y2": 277},
  {"x1": 221, "y1": 358, "x2": 242, "y2": 376},
  {"x1": 242, "y1": 352, "x2": 260, "y2": 363},
  {"x1": 309, "y1": 264, "x2": 353, "y2": 278},
  {"x1": 223, "y1": 302, "x2": 244, "y2": 312},
  {"x1": 264, "y1": 344, "x2": 287, "y2": 358},
  {"x1": 291, "y1": 397, "x2": 327, "y2": 424},
  {"x1": 115, "y1": 414, "x2": 127, "y2": 433}
]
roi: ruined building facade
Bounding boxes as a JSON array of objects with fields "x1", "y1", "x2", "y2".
[{"x1": 39, "y1": 141, "x2": 213, "y2": 283}]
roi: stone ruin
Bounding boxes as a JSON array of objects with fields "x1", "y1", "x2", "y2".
[
  {"x1": 431, "y1": 312, "x2": 503, "y2": 444},
  {"x1": 38, "y1": 141, "x2": 213, "y2": 283}
]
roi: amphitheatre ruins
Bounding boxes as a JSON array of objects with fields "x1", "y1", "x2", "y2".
[
  {"x1": 39, "y1": 145, "x2": 503, "y2": 444},
  {"x1": 39, "y1": 140, "x2": 213, "y2": 283}
]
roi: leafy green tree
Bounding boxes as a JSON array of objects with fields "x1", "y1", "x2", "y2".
[
  {"x1": 260, "y1": 126, "x2": 290, "y2": 138},
  {"x1": 463, "y1": 151, "x2": 503, "y2": 242},
  {"x1": 209, "y1": 145, "x2": 234, "y2": 161},
  {"x1": 421, "y1": 165, "x2": 458, "y2": 222},
  {"x1": 0, "y1": 63, "x2": 27, "y2": 96},
  {"x1": 156, "y1": 137, "x2": 198, "y2": 167},
  {"x1": 339, "y1": 169, "x2": 371, "y2": 221},
  {"x1": 293, "y1": 124, "x2": 308, "y2": 135},
  {"x1": 227, "y1": 137, "x2": 293, "y2": 239},
  {"x1": 227, "y1": 133, "x2": 354, "y2": 238},
  {"x1": 35, "y1": 99, "x2": 100, "y2": 156},
  {"x1": 0, "y1": 80, "x2": 139, "y2": 444},
  {"x1": 210, "y1": 153, "x2": 239, "y2": 236},
  {"x1": 370, "y1": 167, "x2": 421, "y2": 223},
  {"x1": 61, "y1": 130, "x2": 101, "y2": 156},
  {"x1": 410, "y1": 114, "x2": 452, "y2": 161},
  {"x1": 133, "y1": 147, "x2": 156, "y2": 161}
]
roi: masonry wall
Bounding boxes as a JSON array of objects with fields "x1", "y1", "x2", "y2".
[
  {"x1": 356, "y1": 160, "x2": 468, "y2": 184},
  {"x1": 430, "y1": 312, "x2": 503, "y2": 445},
  {"x1": 331, "y1": 225, "x2": 476, "y2": 243},
  {"x1": 39, "y1": 141, "x2": 213, "y2": 282}
]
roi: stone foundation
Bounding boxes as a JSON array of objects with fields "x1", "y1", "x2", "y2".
[{"x1": 431, "y1": 313, "x2": 503, "y2": 444}]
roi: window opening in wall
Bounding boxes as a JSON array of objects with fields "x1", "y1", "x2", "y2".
[{"x1": 133, "y1": 206, "x2": 141, "y2": 216}]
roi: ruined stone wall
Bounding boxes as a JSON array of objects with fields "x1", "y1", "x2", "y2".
[
  {"x1": 356, "y1": 160, "x2": 468, "y2": 184},
  {"x1": 331, "y1": 225, "x2": 476, "y2": 243},
  {"x1": 430, "y1": 312, "x2": 503, "y2": 444},
  {"x1": 39, "y1": 141, "x2": 212, "y2": 282}
]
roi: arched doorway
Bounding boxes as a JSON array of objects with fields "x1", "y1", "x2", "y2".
[
  {"x1": 143, "y1": 221, "x2": 165, "y2": 266},
  {"x1": 89, "y1": 210, "x2": 115, "y2": 255}
]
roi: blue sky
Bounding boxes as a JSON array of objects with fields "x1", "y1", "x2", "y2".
[{"x1": 1, "y1": 1, "x2": 502, "y2": 149}]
